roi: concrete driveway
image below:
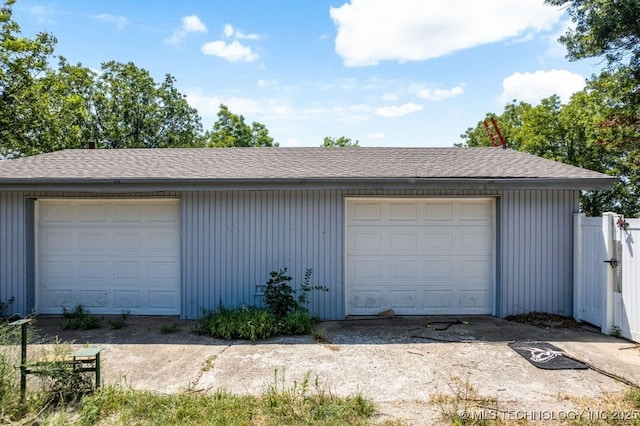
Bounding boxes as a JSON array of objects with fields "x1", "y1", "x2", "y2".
[{"x1": 30, "y1": 315, "x2": 640, "y2": 424}]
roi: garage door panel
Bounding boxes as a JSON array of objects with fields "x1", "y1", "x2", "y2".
[
  {"x1": 41, "y1": 203, "x2": 73, "y2": 223},
  {"x1": 350, "y1": 231, "x2": 382, "y2": 251},
  {"x1": 424, "y1": 203, "x2": 453, "y2": 220},
  {"x1": 148, "y1": 291, "x2": 178, "y2": 310},
  {"x1": 79, "y1": 290, "x2": 108, "y2": 308},
  {"x1": 350, "y1": 290, "x2": 382, "y2": 311},
  {"x1": 79, "y1": 261, "x2": 107, "y2": 280},
  {"x1": 78, "y1": 204, "x2": 107, "y2": 222},
  {"x1": 424, "y1": 231, "x2": 453, "y2": 250},
  {"x1": 145, "y1": 203, "x2": 180, "y2": 223},
  {"x1": 78, "y1": 231, "x2": 107, "y2": 251},
  {"x1": 352, "y1": 201, "x2": 382, "y2": 221},
  {"x1": 113, "y1": 203, "x2": 142, "y2": 222},
  {"x1": 460, "y1": 202, "x2": 492, "y2": 221},
  {"x1": 346, "y1": 198, "x2": 494, "y2": 315},
  {"x1": 148, "y1": 261, "x2": 179, "y2": 280},
  {"x1": 37, "y1": 199, "x2": 181, "y2": 315},
  {"x1": 388, "y1": 202, "x2": 417, "y2": 221}
]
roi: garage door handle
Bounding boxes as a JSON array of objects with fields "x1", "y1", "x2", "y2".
[{"x1": 603, "y1": 258, "x2": 618, "y2": 268}]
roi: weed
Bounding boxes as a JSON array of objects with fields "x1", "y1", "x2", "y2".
[
  {"x1": 194, "y1": 305, "x2": 279, "y2": 341},
  {"x1": 610, "y1": 325, "x2": 622, "y2": 337},
  {"x1": 264, "y1": 268, "x2": 328, "y2": 319},
  {"x1": 0, "y1": 296, "x2": 14, "y2": 318},
  {"x1": 0, "y1": 321, "x2": 20, "y2": 417},
  {"x1": 74, "y1": 377, "x2": 377, "y2": 426},
  {"x1": 62, "y1": 305, "x2": 100, "y2": 330},
  {"x1": 195, "y1": 304, "x2": 321, "y2": 341},
  {"x1": 107, "y1": 310, "x2": 130, "y2": 330},
  {"x1": 431, "y1": 375, "x2": 500, "y2": 425},
  {"x1": 159, "y1": 322, "x2": 179, "y2": 334}
]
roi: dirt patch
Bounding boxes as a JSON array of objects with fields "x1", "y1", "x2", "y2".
[{"x1": 505, "y1": 312, "x2": 584, "y2": 330}]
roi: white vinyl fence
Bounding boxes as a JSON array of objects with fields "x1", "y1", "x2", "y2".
[{"x1": 574, "y1": 213, "x2": 640, "y2": 343}]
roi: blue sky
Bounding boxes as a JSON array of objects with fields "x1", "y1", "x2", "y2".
[{"x1": 13, "y1": 0, "x2": 603, "y2": 147}]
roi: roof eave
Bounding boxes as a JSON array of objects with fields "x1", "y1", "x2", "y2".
[{"x1": 0, "y1": 176, "x2": 617, "y2": 192}]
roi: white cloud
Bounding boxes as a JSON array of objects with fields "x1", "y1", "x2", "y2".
[
  {"x1": 375, "y1": 103, "x2": 423, "y2": 118},
  {"x1": 201, "y1": 40, "x2": 258, "y2": 62},
  {"x1": 223, "y1": 24, "x2": 235, "y2": 38},
  {"x1": 381, "y1": 92, "x2": 399, "y2": 102},
  {"x1": 498, "y1": 69, "x2": 586, "y2": 105},
  {"x1": 94, "y1": 14, "x2": 128, "y2": 31},
  {"x1": 166, "y1": 15, "x2": 208, "y2": 45},
  {"x1": 183, "y1": 15, "x2": 207, "y2": 33},
  {"x1": 367, "y1": 132, "x2": 385, "y2": 140},
  {"x1": 330, "y1": 0, "x2": 563, "y2": 66},
  {"x1": 414, "y1": 85, "x2": 464, "y2": 101},
  {"x1": 223, "y1": 24, "x2": 261, "y2": 40}
]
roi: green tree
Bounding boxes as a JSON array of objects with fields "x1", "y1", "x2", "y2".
[
  {"x1": 0, "y1": 0, "x2": 57, "y2": 157},
  {"x1": 93, "y1": 61, "x2": 203, "y2": 149},
  {"x1": 546, "y1": 0, "x2": 640, "y2": 72},
  {"x1": 1, "y1": 1, "x2": 204, "y2": 156},
  {"x1": 461, "y1": 89, "x2": 638, "y2": 216},
  {"x1": 321, "y1": 136, "x2": 359, "y2": 147},
  {"x1": 207, "y1": 104, "x2": 277, "y2": 147}
]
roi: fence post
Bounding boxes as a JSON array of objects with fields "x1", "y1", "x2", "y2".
[
  {"x1": 601, "y1": 212, "x2": 616, "y2": 335},
  {"x1": 573, "y1": 213, "x2": 584, "y2": 322}
]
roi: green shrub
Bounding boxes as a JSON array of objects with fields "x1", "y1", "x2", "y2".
[
  {"x1": 264, "y1": 268, "x2": 328, "y2": 319},
  {"x1": 62, "y1": 305, "x2": 101, "y2": 330}
]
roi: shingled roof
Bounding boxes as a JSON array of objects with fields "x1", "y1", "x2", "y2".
[{"x1": 0, "y1": 147, "x2": 615, "y2": 189}]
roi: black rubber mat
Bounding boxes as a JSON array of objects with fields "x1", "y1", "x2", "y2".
[{"x1": 509, "y1": 342, "x2": 588, "y2": 370}]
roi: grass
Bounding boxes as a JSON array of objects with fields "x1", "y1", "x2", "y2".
[
  {"x1": 34, "y1": 373, "x2": 378, "y2": 426},
  {"x1": 193, "y1": 305, "x2": 318, "y2": 341}
]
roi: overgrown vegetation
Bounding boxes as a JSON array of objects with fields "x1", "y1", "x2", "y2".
[
  {"x1": 107, "y1": 310, "x2": 130, "y2": 330},
  {"x1": 0, "y1": 320, "x2": 20, "y2": 418},
  {"x1": 159, "y1": 322, "x2": 179, "y2": 334},
  {"x1": 264, "y1": 268, "x2": 328, "y2": 319},
  {"x1": 194, "y1": 268, "x2": 327, "y2": 341},
  {"x1": 62, "y1": 305, "x2": 101, "y2": 330},
  {"x1": 71, "y1": 372, "x2": 376, "y2": 426},
  {"x1": 0, "y1": 296, "x2": 14, "y2": 318}
]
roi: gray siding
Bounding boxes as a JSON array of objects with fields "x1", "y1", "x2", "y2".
[
  {"x1": 0, "y1": 188, "x2": 579, "y2": 319},
  {"x1": 499, "y1": 190, "x2": 578, "y2": 317},
  {"x1": 0, "y1": 192, "x2": 26, "y2": 316}
]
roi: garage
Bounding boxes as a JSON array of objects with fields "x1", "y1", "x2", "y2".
[
  {"x1": 36, "y1": 199, "x2": 181, "y2": 315},
  {"x1": 346, "y1": 198, "x2": 495, "y2": 315}
]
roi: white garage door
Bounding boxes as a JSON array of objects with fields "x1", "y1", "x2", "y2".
[
  {"x1": 37, "y1": 199, "x2": 181, "y2": 315},
  {"x1": 346, "y1": 198, "x2": 495, "y2": 315}
]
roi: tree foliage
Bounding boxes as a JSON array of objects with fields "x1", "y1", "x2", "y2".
[
  {"x1": 461, "y1": 88, "x2": 639, "y2": 216},
  {"x1": 321, "y1": 136, "x2": 359, "y2": 147},
  {"x1": 206, "y1": 104, "x2": 276, "y2": 147},
  {"x1": 0, "y1": 0, "x2": 57, "y2": 157},
  {"x1": 0, "y1": 0, "x2": 204, "y2": 157},
  {"x1": 92, "y1": 61, "x2": 203, "y2": 149}
]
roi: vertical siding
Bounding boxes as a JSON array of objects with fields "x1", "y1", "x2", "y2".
[
  {"x1": 499, "y1": 189, "x2": 578, "y2": 317},
  {"x1": 0, "y1": 192, "x2": 26, "y2": 316},
  {"x1": 181, "y1": 190, "x2": 345, "y2": 319},
  {"x1": 1, "y1": 187, "x2": 579, "y2": 320}
]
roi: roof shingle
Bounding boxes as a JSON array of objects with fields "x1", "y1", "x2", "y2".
[{"x1": 0, "y1": 147, "x2": 614, "y2": 184}]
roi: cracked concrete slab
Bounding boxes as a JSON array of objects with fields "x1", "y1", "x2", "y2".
[{"x1": 27, "y1": 315, "x2": 640, "y2": 424}]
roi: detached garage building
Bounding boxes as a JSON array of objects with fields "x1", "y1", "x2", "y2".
[{"x1": 0, "y1": 147, "x2": 614, "y2": 319}]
